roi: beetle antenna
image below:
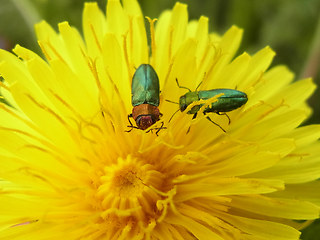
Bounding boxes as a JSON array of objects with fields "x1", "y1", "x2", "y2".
[
  {"x1": 168, "y1": 109, "x2": 180, "y2": 122},
  {"x1": 176, "y1": 78, "x2": 192, "y2": 92},
  {"x1": 165, "y1": 99, "x2": 179, "y2": 104},
  {"x1": 195, "y1": 71, "x2": 206, "y2": 91},
  {"x1": 195, "y1": 81, "x2": 203, "y2": 91}
]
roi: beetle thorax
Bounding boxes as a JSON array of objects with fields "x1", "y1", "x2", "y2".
[
  {"x1": 179, "y1": 92, "x2": 199, "y2": 112},
  {"x1": 132, "y1": 104, "x2": 160, "y2": 130}
]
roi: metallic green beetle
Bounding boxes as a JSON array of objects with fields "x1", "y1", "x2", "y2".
[
  {"x1": 127, "y1": 64, "x2": 165, "y2": 134},
  {"x1": 169, "y1": 79, "x2": 248, "y2": 132}
]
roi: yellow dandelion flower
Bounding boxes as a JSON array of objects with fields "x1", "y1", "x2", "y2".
[{"x1": 1, "y1": 0, "x2": 320, "y2": 239}]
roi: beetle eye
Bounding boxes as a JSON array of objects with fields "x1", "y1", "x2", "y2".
[
  {"x1": 150, "y1": 115, "x2": 157, "y2": 123},
  {"x1": 179, "y1": 96, "x2": 187, "y2": 111},
  {"x1": 180, "y1": 104, "x2": 186, "y2": 111}
]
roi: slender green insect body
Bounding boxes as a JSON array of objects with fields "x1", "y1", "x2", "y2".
[
  {"x1": 127, "y1": 64, "x2": 164, "y2": 134},
  {"x1": 169, "y1": 79, "x2": 248, "y2": 132},
  {"x1": 180, "y1": 89, "x2": 248, "y2": 114}
]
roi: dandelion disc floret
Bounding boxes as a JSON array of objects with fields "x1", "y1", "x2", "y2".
[{"x1": 1, "y1": 0, "x2": 320, "y2": 239}]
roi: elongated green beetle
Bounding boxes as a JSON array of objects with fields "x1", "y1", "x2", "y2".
[
  {"x1": 168, "y1": 79, "x2": 248, "y2": 132},
  {"x1": 127, "y1": 64, "x2": 165, "y2": 134}
]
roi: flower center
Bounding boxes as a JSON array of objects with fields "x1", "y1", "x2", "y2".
[
  {"x1": 96, "y1": 155, "x2": 167, "y2": 226},
  {"x1": 110, "y1": 165, "x2": 145, "y2": 197}
]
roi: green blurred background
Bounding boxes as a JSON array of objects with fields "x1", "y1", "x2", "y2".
[{"x1": 0, "y1": 0, "x2": 320, "y2": 238}]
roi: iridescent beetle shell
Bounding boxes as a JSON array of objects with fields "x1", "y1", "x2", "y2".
[{"x1": 127, "y1": 64, "x2": 162, "y2": 132}]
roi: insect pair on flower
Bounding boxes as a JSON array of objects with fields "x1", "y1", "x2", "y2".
[{"x1": 126, "y1": 64, "x2": 248, "y2": 135}]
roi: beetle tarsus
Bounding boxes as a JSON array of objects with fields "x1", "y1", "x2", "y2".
[
  {"x1": 127, "y1": 114, "x2": 133, "y2": 124},
  {"x1": 205, "y1": 116, "x2": 226, "y2": 132},
  {"x1": 155, "y1": 122, "x2": 166, "y2": 136},
  {"x1": 147, "y1": 122, "x2": 167, "y2": 136},
  {"x1": 186, "y1": 112, "x2": 198, "y2": 133},
  {"x1": 125, "y1": 114, "x2": 137, "y2": 132},
  {"x1": 192, "y1": 113, "x2": 198, "y2": 119},
  {"x1": 216, "y1": 112, "x2": 231, "y2": 124},
  {"x1": 168, "y1": 109, "x2": 180, "y2": 123}
]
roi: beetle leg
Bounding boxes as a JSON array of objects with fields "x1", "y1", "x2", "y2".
[
  {"x1": 127, "y1": 114, "x2": 134, "y2": 126},
  {"x1": 146, "y1": 128, "x2": 154, "y2": 134},
  {"x1": 186, "y1": 113, "x2": 198, "y2": 133},
  {"x1": 205, "y1": 116, "x2": 226, "y2": 133},
  {"x1": 125, "y1": 127, "x2": 133, "y2": 133},
  {"x1": 125, "y1": 114, "x2": 139, "y2": 132},
  {"x1": 125, "y1": 125, "x2": 139, "y2": 132},
  {"x1": 125, "y1": 125, "x2": 140, "y2": 132},
  {"x1": 216, "y1": 112, "x2": 231, "y2": 124},
  {"x1": 155, "y1": 122, "x2": 166, "y2": 136},
  {"x1": 188, "y1": 112, "x2": 198, "y2": 133},
  {"x1": 168, "y1": 109, "x2": 180, "y2": 123}
]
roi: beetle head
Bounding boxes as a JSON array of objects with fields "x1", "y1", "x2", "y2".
[
  {"x1": 179, "y1": 95, "x2": 187, "y2": 111},
  {"x1": 136, "y1": 115, "x2": 156, "y2": 130}
]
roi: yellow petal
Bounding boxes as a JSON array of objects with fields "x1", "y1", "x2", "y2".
[
  {"x1": 218, "y1": 212, "x2": 301, "y2": 240},
  {"x1": 286, "y1": 125, "x2": 320, "y2": 147},
  {"x1": 255, "y1": 142, "x2": 320, "y2": 183},
  {"x1": 242, "y1": 46, "x2": 276, "y2": 87},
  {"x1": 217, "y1": 25, "x2": 243, "y2": 63},
  {"x1": 35, "y1": 21, "x2": 67, "y2": 61},
  {"x1": 83, "y1": 2, "x2": 106, "y2": 58},
  {"x1": 270, "y1": 181, "x2": 320, "y2": 207},
  {"x1": 193, "y1": 16, "x2": 209, "y2": 62},
  {"x1": 209, "y1": 52, "x2": 251, "y2": 89},
  {"x1": 238, "y1": 110, "x2": 307, "y2": 141},
  {"x1": 106, "y1": 0, "x2": 129, "y2": 36},
  {"x1": 58, "y1": 22, "x2": 99, "y2": 102},
  {"x1": 247, "y1": 65, "x2": 294, "y2": 109},
  {"x1": 165, "y1": 212, "x2": 224, "y2": 240},
  {"x1": 212, "y1": 151, "x2": 280, "y2": 177},
  {"x1": 122, "y1": 0, "x2": 143, "y2": 17},
  {"x1": 175, "y1": 178, "x2": 284, "y2": 202},
  {"x1": 230, "y1": 195, "x2": 320, "y2": 219}
]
